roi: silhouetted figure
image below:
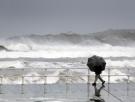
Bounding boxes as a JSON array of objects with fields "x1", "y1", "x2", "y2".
[
  {"x1": 90, "y1": 85, "x2": 105, "y2": 102},
  {"x1": 87, "y1": 55, "x2": 106, "y2": 86}
]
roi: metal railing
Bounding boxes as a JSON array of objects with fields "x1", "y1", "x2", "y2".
[
  {"x1": 0, "y1": 67, "x2": 134, "y2": 100},
  {"x1": 0, "y1": 67, "x2": 134, "y2": 85}
]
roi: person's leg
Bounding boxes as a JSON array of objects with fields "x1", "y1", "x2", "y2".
[
  {"x1": 94, "y1": 75, "x2": 98, "y2": 83},
  {"x1": 98, "y1": 74, "x2": 105, "y2": 84},
  {"x1": 92, "y1": 74, "x2": 98, "y2": 85}
]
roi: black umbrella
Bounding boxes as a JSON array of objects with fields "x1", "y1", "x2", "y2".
[{"x1": 87, "y1": 55, "x2": 106, "y2": 72}]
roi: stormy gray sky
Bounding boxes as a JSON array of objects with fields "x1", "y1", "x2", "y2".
[{"x1": 0, "y1": 0, "x2": 135, "y2": 36}]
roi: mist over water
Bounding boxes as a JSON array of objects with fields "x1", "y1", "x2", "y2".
[{"x1": 0, "y1": 30, "x2": 134, "y2": 61}]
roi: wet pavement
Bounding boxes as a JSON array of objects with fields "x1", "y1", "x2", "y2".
[{"x1": 0, "y1": 83, "x2": 134, "y2": 102}]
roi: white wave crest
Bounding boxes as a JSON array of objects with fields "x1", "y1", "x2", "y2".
[{"x1": 0, "y1": 45, "x2": 135, "y2": 58}]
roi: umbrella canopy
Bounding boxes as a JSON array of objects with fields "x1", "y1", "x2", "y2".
[{"x1": 87, "y1": 55, "x2": 106, "y2": 72}]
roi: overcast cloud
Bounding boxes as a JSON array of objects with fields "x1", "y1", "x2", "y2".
[{"x1": 0, "y1": 0, "x2": 135, "y2": 36}]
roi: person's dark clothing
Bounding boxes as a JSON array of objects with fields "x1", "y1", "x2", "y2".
[{"x1": 94, "y1": 65, "x2": 102, "y2": 75}]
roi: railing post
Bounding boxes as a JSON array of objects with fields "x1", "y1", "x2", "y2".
[
  {"x1": 21, "y1": 69, "x2": 24, "y2": 94},
  {"x1": 66, "y1": 69, "x2": 69, "y2": 96},
  {"x1": 0, "y1": 69, "x2": 2, "y2": 94},
  {"x1": 127, "y1": 68, "x2": 130, "y2": 84},
  {"x1": 88, "y1": 68, "x2": 90, "y2": 84},
  {"x1": 21, "y1": 76, "x2": 24, "y2": 94},
  {"x1": 0, "y1": 76, "x2": 2, "y2": 94},
  {"x1": 44, "y1": 68, "x2": 47, "y2": 94},
  {"x1": 87, "y1": 68, "x2": 90, "y2": 98},
  {"x1": 127, "y1": 68, "x2": 130, "y2": 96},
  {"x1": 107, "y1": 68, "x2": 111, "y2": 95},
  {"x1": 63, "y1": 69, "x2": 70, "y2": 84},
  {"x1": 108, "y1": 68, "x2": 110, "y2": 84}
]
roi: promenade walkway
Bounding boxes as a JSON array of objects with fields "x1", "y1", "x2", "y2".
[{"x1": 0, "y1": 83, "x2": 134, "y2": 102}]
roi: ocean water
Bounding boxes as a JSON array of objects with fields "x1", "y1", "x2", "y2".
[{"x1": 0, "y1": 32, "x2": 134, "y2": 84}]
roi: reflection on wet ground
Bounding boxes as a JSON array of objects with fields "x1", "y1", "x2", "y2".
[{"x1": 0, "y1": 83, "x2": 134, "y2": 102}]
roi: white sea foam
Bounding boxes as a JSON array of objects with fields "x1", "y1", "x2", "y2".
[
  {"x1": 0, "y1": 45, "x2": 135, "y2": 58},
  {"x1": 0, "y1": 60, "x2": 25, "y2": 68},
  {"x1": 0, "y1": 58, "x2": 134, "y2": 84},
  {"x1": 0, "y1": 58, "x2": 135, "y2": 69}
]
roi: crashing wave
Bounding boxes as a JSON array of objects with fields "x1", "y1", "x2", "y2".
[
  {"x1": 6, "y1": 29, "x2": 135, "y2": 47},
  {"x1": 7, "y1": 43, "x2": 32, "y2": 51},
  {"x1": 0, "y1": 45, "x2": 9, "y2": 51},
  {"x1": 0, "y1": 29, "x2": 134, "y2": 58}
]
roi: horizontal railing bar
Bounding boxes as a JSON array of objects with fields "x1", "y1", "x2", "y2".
[
  {"x1": 0, "y1": 68, "x2": 134, "y2": 70},
  {"x1": 2, "y1": 67, "x2": 87, "y2": 69},
  {"x1": 0, "y1": 75, "x2": 132, "y2": 77}
]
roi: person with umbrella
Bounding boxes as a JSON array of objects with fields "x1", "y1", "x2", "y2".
[{"x1": 87, "y1": 55, "x2": 106, "y2": 86}]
